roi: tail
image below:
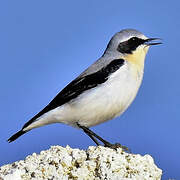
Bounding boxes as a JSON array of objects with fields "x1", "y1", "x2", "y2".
[
  {"x1": 7, "y1": 130, "x2": 27, "y2": 143},
  {"x1": 7, "y1": 102, "x2": 56, "y2": 143},
  {"x1": 7, "y1": 106, "x2": 47, "y2": 143}
]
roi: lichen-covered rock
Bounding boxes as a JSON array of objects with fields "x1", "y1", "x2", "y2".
[{"x1": 0, "y1": 145, "x2": 162, "y2": 180}]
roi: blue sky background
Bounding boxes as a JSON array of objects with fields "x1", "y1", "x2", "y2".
[{"x1": 0, "y1": 1, "x2": 179, "y2": 179}]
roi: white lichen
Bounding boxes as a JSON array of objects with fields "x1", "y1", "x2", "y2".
[{"x1": 0, "y1": 145, "x2": 162, "y2": 180}]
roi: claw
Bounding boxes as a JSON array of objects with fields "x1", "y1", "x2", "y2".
[{"x1": 104, "y1": 142, "x2": 130, "y2": 152}]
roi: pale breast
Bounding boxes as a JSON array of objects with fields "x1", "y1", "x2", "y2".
[{"x1": 66, "y1": 62, "x2": 144, "y2": 127}]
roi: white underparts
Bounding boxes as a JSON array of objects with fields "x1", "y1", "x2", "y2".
[{"x1": 23, "y1": 61, "x2": 144, "y2": 131}]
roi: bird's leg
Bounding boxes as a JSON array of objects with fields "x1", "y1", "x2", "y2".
[
  {"x1": 77, "y1": 123, "x2": 129, "y2": 151},
  {"x1": 79, "y1": 124, "x2": 111, "y2": 145},
  {"x1": 76, "y1": 123, "x2": 100, "y2": 145},
  {"x1": 82, "y1": 129, "x2": 100, "y2": 146}
]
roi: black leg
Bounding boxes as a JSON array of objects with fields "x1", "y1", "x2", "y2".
[
  {"x1": 78, "y1": 123, "x2": 111, "y2": 145},
  {"x1": 77, "y1": 123, "x2": 129, "y2": 151},
  {"x1": 82, "y1": 129, "x2": 100, "y2": 146}
]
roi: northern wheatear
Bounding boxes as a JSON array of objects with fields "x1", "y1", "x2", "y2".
[{"x1": 8, "y1": 29, "x2": 161, "y2": 150}]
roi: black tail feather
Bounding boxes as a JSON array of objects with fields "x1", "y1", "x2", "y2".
[{"x1": 8, "y1": 130, "x2": 27, "y2": 143}]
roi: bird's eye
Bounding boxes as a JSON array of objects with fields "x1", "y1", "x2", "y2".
[{"x1": 130, "y1": 37, "x2": 137, "y2": 41}]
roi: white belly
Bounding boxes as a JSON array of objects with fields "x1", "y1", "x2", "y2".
[
  {"x1": 59, "y1": 63, "x2": 143, "y2": 127},
  {"x1": 25, "y1": 62, "x2": 143, "y2": 131}
]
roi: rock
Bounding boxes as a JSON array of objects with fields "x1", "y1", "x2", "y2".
[{"x1": 0, "y1": 145, "x2": 162, "y2": 180}]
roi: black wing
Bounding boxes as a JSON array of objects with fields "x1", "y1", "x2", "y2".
[{"x1": 24, "y1": 59, "x2": 125, "y2": 129}]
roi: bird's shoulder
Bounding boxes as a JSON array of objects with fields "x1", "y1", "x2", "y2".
[{"x1": 51, "y1": 58, "x2": 125, "y2": 105}]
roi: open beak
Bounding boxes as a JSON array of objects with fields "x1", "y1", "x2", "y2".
[{"x1": 144, "y1": 38, "x2": 162, "y2": 46}]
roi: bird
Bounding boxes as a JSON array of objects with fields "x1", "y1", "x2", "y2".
[{"x1": 8, "y1": 29, "x2": 161, "y2": 150}]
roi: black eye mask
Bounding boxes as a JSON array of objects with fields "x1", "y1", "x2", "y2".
[{"x1": 117, "y1": 37, "x2": 145, "y2": 54}]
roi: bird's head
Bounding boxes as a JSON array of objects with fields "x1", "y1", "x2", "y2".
[{"x1": 105, "y1": 29, "x2": 162, "y2": 67}]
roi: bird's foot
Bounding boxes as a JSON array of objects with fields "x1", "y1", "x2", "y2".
[{"x1": 103, "y1": 142, "x2": 130, "y2": 152}]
